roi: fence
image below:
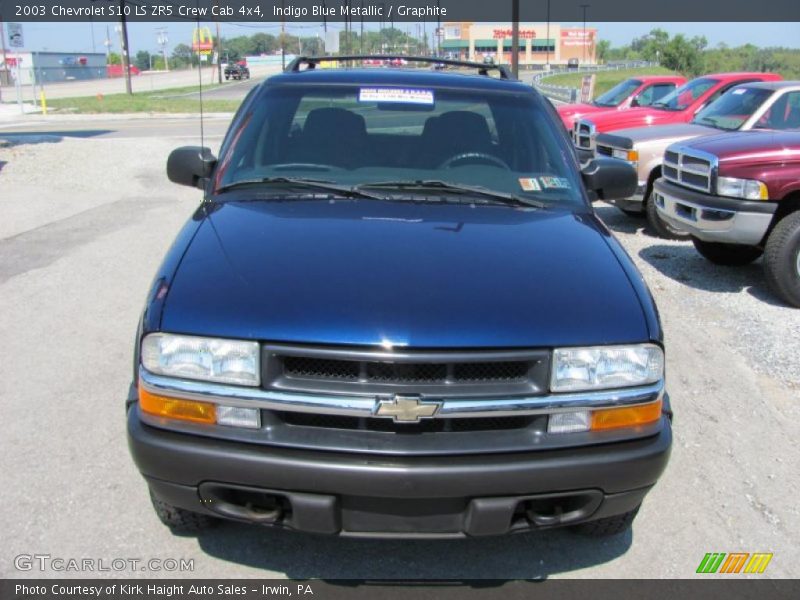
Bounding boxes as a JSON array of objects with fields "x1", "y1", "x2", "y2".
[{"x1": 532, "y1": 61, "x2": 660, "y2": 104}]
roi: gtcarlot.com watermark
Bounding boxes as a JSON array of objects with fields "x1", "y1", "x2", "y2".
[{"x1": 14, "y1": 554, "x2": 194, "y2": 573}]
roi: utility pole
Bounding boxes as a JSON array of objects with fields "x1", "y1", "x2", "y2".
[
  {"x1": 281, "y1": 0, "x2": 285, "y2": 69},
  {"x1": 436, "y1": 0, "x2": 441, "y2": 57},
  {"x1": 0, "y1": 20, "x2": 7, "y2": 102},
  {"x1": 580, "y1": 4, "x2": 590, "y2": 65},
  {"x1": 156, "y1": 27, "x2": 169, "y2": 71},
  {"x1": 118, "y1": 1, "x2": 132, "y2": 95},
  {"x1": 215, "y1": 18, "x2": 222, "y2": 84},
  {"x1": 545, "y1": 0, "x2": 551, "y2": 68},
  {"x1": 511, "y1": 0, "x2": 519, "y2": 78},
  {"x1": 104, "y1": 25, "x2": 111, "y2": 63}
]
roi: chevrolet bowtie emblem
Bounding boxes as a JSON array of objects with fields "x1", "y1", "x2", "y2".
[{"x1": 374, "y1": 395, "x2": 440, "y2": 422}]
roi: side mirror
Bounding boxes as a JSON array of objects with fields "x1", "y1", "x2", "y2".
[
  {"x1": 629, "y1": 96, "x2": 640, "y2": 108},
  {"x1": 581, "y1": 157, "x2": 637, "y2": 201},
  {"x1": 575, "y1": 146, "x2": 595, "y2": 166},
  {"x1": 167, "y1": 146, "x2": 216, "y2": 189}
]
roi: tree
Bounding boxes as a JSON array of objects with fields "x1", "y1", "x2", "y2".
[
  {"x1": 134, "y1": 50, "x2": 151, "y2": 71},
  {"x1": 171, "y1": 43, "x2": 195, "y2": 69},
  {"x1": 631, "y1": 28, "x2": 670, "y2": 61},
  {"x1": 596, "y1": 40, "x2": 611, "y2": 63},
  {"x1": 661, "y1": 34, "x2": 707, "y2": 76},
  {"x1": 299, "y1": 36, "x2": 323, "y2": 56},
  {"x1": 107, "y1": 52, "x2": 122, "y2": 65}
]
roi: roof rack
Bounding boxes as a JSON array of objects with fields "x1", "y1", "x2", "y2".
[{"x1": 285, "y1": 55, "x2": 514, "y2": 80}]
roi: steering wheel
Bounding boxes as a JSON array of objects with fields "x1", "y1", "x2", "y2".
[{"x1": 439, "y1": 152, "x2": 510, "y2": 170}]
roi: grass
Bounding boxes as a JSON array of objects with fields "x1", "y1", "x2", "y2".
[
  {"x1": 543, "y1": 66, "x2": 678, "y2": 96},
  {"x1": 45, "y1": 85, "x2": 241, "y2": 114}
]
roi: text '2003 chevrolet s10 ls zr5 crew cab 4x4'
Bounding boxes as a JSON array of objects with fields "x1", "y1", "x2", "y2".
[{"x1": 127, "y1": 56, "x2": 672, "y2": 538}]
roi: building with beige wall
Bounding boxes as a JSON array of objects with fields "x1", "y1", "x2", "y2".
[{"x1": 440, "y1": 22, "x2": 597, "y2": 66}]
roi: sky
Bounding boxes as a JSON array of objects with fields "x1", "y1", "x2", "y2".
[{"x1": 5, "y1": 21, "x2": 800, "y2": 56}]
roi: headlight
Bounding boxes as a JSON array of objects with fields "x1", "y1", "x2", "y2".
[
  {"x1": 612, "y1": 148, "x2": 639, "y2": 163},
  {"x1": 716, "y1": 177, "x2": 768, "y2": 200},
  {"x1": 551, "y1": 344, "x2": 664, "y2": 392},
  {"x1": 141, "y1": 333, "x2": 260, "y2": 386}
]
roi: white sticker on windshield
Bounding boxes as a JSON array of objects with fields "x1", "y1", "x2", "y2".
[
  {"x1": 732, "y1": 88, "x2": 747, "y2": 95},
  {"x1": 359, "y1": 88, "x2": 435, "y2": 105},
  {"x1": 539, "y1": 176, "x2": 572, "y2": 190}
]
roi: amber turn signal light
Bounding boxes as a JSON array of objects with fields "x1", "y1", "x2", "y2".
[
  {"x1": 590, "y1": 400, "x2": 662, "y2": 431},
  {"x1": 139, "y1": 386, "x2": 216, "y2": 424}
]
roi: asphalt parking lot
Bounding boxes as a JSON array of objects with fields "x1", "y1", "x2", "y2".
[{"x1": 1, "y1": 119, "x2": 798, "y2": 579}]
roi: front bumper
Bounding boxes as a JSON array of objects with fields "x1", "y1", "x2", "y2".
[
  {"x1": 653, "y1": 178, "x2": 777, "y2": 245},
  {"x1": 606, "y1": 183, "x2": 647, "y2": 211},
  {"x1": 128, "y1": 404, "x2": 672, "y2": 537}
]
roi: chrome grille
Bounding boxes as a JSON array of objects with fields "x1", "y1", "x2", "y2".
[
  {"x1": 662, "y1": 146, "x2": 716, "y2": 193},
  {"x1": 573, "y1": 119, "x2": 596, "y2": 150},
  {"x1": 263, "y1": 344, "x2": 550, "y2": 398},
  {"x1": 596, "y1": 144, "x2": 613, "y2": 157}
]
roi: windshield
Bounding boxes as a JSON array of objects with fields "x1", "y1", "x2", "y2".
[
  {"x1": 652, "y1": 78, "x2": 718, "y2": 111},
  {"x1": 593, "y1": 79, "x2": 641, "y2": 107},
  {"x1": 691, "y1": 86, "x2": 773, "y2": 131},
  {"x1": 214, "y1": 84, "x2": 584, "y2": 207}
]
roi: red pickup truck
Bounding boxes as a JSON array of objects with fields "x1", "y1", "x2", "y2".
[
  {"x1": 654, "y1": 130, "x2": 800, "y2": 307},
  {"x1": 558, "y1": 75, "x2": 686, "y2": 130},
  {"x1": 573, "y1": 72, "x2": 783, "y2": 149}
]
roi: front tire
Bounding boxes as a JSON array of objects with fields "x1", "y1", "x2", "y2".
[
  {"x1": 572, "y1": 506, "x2": 640, "y2": 537},
  {"x1": 149, "y1": 490, "x2": 218, "y2": 533},
  {"x1": 763, "y1": 211, "x2": 800, "y2": 308},
  {"x1": 646, "y1": 194, "x2": 690, "y2": 240},
  {"x1": 692, "y1": 237, "x2": 763, "y2": 266}
]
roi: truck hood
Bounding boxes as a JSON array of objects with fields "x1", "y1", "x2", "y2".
[
  {"x1": 676, "y1": 130, "x2": 800, "y2": 164},
  {"x1": 557, "y1": 102, "x2": 610, "y2": 126},
  {"x1": 160, "y1": 198, "x2": 651, "y2": 348},
  {"x1": 611, "y1": 122, "x2": 715, "y2": 146},
  {"x1": 584, "y1": 106, "x2": 687, "y2": 133},
  {"x1": 596, "y1": 123, "x2": 716, "y2": 154}
]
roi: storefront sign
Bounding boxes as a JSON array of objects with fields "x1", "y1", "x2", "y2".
[{"x1": 493, "y1": 29, "x2": 537, "y2": 39}]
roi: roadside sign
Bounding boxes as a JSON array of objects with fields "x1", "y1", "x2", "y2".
[
  {"x1": 8, "y1": 23, "x2": 24, "y2": 48},
  {"x1": 192, "y1": 27, "x2": 213, "y2": 55},
  {"x1": 579, "y1": 74, "x2": 596, "y2": 103}
]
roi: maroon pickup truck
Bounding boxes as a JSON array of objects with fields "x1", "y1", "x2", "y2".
[{"x1": 654, "y1": 130, "x2": 800, "y2": 307}]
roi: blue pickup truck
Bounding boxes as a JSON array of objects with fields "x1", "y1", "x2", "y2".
[{"x1": 127, "y1": 56, "x2": 672, "y2": 538}]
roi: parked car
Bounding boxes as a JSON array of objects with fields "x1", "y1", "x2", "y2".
[
  {"x1": 127, "y1": 57, "x2": 672, "y2": 538},
  {"x1": 654, "y1": 130, "x2": 800, "y2": 307},
  {"x1": 557, "y1": 75, "x2": 687, "y2": 131},
  {"x1": 106, "y1": 64, "x2": 140, "y2": 77},
  {"x1": 224, "y1": 63, "x2": 250, "y2": 81},
  {"x1": 572, "y1": 72, "x2": 783, "y2": 150},
  {"x1": 567, "y1": 58, "x2": 580, "y2": 69},
  {"x1": 596, "y1": 81, "x2": 800, "y2": 238}
]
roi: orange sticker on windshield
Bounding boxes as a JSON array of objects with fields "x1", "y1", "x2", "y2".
[{"x1": 519, "y1": 178, "x2": 541, "y2": 191}]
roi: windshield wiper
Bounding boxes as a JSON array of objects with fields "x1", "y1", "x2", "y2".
[
  {"x1": 215, "y1": 177, "x2": 388, "y2": 200},
  {"x1": 694, "y1": 116, "x2": 725, "y2": 129},
  {"x1": 356, "y1": 180, "x2": 550, "y2": 208}
]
